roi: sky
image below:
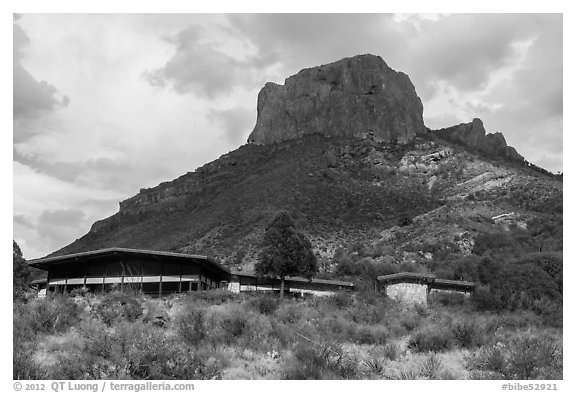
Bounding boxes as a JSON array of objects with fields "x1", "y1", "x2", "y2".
[{"x1": 12, "y1": 13, "x2": 563, "y2": 259}]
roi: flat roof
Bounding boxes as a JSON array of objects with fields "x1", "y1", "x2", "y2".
[
  {"x1": 28, "y1": 247, "x2": 230, "y2": 276},
  {"x1": 377, "y1": 272, "x2": 475, "y2": 290},
  {"x1": 231, "y1": 271, "x2": 354, "y2": 287},
  {"x1": 377, "y1": 272, "x2": 436, "y2": 283}
]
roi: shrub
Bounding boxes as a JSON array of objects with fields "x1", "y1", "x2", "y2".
[
  {"x1": 450, "y1": 318, "x2": 485, "y2": 348},
  {"x1": 408, "y1": 324, "x2": 455, "y2": 352},
  {"x1": 382, "y1": 342, "x2": 400, "y2": 361},
  {"x1": 282, "y1": 341, "x2": 358, "y2": 379},
  {"x1": 92, "y1": 291, "x2": 143, "y2": 326},
  {"x1": 176, "y1": 306, "x2": 207, "y2": 347},
  {"x1": 353, "y1": 325, "x2": 389, "y2": 345},
  {"x1": 429, "y1": 291, "x2": 468, "y2": 306},
  {"x1": 111, "y1": 321, "x2": 222, "y2": 379},
  {"x1": 252, "y1": 295, "x2": 280, "y2": 315},
  {"x1": 183, "y1": 289, "x2": 237, "y2": 305},
  {"x1": 330, "y1": 290, "x2": 354, "y2": 309},
  {"x1": 399, "y1": 310, "x2": 422, "y2": 332},
  {"x1": 21, "y1": 295, "x2": 80, "y2": 334},
  {"x1": 468, "y1": 333, "x2": 562, "y2": 379}
]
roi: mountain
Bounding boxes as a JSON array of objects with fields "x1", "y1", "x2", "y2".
[
  {"x1": 248, "y1": 54, "x2": 425, "y2": 144},
  {"x1": 51, "y1": 54, "x2": 562, "y2": 281}
]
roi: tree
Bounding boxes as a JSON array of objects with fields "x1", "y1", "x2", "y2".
[
  {"x1": 13, "y1": 241, "x2": 31, "y2": 301},
  {"x1": 255, "y1": 212, "x2": 317, "y2": 299}
]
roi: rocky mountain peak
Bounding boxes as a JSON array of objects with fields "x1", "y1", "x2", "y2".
[
  {"x1": 247, "y1": 54, "x2": 426, "y2": 145},
  {"x1": 434, "y1": 118, "x2": 524, "y2": 162}
]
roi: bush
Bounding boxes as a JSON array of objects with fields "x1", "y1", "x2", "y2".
[
  {"x1": 408, "y1": 324, "x2": 455, "y2": 352},
  {"x1": 111, "y1": 321, "x2": 222, "y2": 379},
  {"x1": 176, "y1": 306, "x2": 207, "y2": 347},
  {"x1": 20, "y1": 295, "x2": 80, "y2": 334},
  {"x1": 182, "y1": 289, "x2": 237, "y2": 305},
  {"x1": 282, "y1": 341, "x2": 358, "y2": 379},
  {"x1": 251, "y1": 295, "x2": 280, "y2": 315},
  {"x1": 468, "y1": 333, "x2": 562, "y2": 379},
  {"x1": 92, "y1": 291, "x2": 143, "y2": 326},
  {"x1": 450, "y1": 318, "x2": 486, "y2": 348},
  {"x1": 330, "y1": 291, "x2": 354, "y2": 309},
  {"x1": 353, "y1": 325, "x2": 389, "y2": 345}
]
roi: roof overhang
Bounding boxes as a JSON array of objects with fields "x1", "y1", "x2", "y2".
[
  {"x1": 28, "y1": 247, "x2": 230, "y2": 277},
  {"x1": 377, "y1": 272, "x2": 475, "y2": 291},
  {"x1": 231, "y1": 271, "x2": 354, "y2": 288}
]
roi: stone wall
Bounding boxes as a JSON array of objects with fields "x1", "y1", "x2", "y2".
[{"x1": 385, "y1": 283, "x2": 428, "y2": 305}]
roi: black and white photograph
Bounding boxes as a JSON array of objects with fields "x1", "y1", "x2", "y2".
[{"x1": 10, "y1": 6, "x2": 566, "y2": 387}]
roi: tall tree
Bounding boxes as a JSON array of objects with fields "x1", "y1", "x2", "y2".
[
  {"x1": 13, "y1": 241, "x2": 31, "y2": 301},
  {"x1": 255, "y1": 212, "x2": 317, "y2": 299}
]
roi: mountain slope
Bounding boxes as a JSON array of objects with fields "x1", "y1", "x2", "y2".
[{"x1": 51, "y1": 54, "x2": 562, "y2": 280}]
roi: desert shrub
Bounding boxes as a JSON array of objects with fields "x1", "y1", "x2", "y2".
[
  {"x1": 450, "y1": 318, "x2": 486, "y2": 348},
  {"x1": 251, "y1": 295, "x2": 280, "y2": 315},
  {"x1": 385, "y1": 354, "x2": 454, "y2": 380},
  {"x1": 330, "y1": 290, "x2": 354, "y2": 309},
  {"x1": 111, "y1": 321, "x2": 222, "y2": 379},
  {"x1": 282, "y1": 341, "x2": 358, "y2": 379},
  {"x1": 382, "y1": 342, "x2": 401, "y2": 360},
  {"x1": 204, "y1": 303, "x2": 273, "y2": 350},
  {"x1": 399, "y1": 310, "x2": 422, "y2": 332},
  {"x1": 531, "y1": 297, "x2": 562, "y2": 327},
  {"x1": 429, "y1": 291, "x2": 468, "y2": 306},
  {"x1": 21, "y1": 295, "x2": 80, "y2": 334},
  {"x1": 92, "y1": 291, "x2": 143, "y2": 326},
  {"x1": 362, "y1": 357, "x2": 386, "y2": 376},
  {"x1": 472, "y1": 285, "x2": 500, "y2": 311},
  {"x1": 408, "y1": 324, "x2": 455, "y2": 352},
  {"x1": 182, "y1": 289, "x2": 237, "y2": 305},
  {"x1": 418, "y1": 354, "x2": 451, "y2": 379},
  {"x1": 353, "y1": 325, "x2": 389, "y2": 345},
  {"x1": 275, "y1": 302, "x2": 303, "y2": 324},
  {"x1": 176, "y1": 306, "x2": 207, "y2": 347},
  {"x1": 468, "y1": 332, "x2": 562, "y2": 379}
]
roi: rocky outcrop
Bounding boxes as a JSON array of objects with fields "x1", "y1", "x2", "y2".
[
  {"x1": 247, "y1": 54, "x2": 426, "y2": 145},
  {"x1": 434, "y1": 118, "x2": 524, "y2": 162}
]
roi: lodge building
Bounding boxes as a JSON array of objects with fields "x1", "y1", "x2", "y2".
[{"x1": 29, "y1": 247, "x2": 353, "y2": 297}]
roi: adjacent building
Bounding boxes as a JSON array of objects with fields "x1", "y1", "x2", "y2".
[{"x1": 377, "y1": 272, "x2": 476, "y2": 306}]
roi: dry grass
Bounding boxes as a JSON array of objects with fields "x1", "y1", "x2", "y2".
[{"x1": 13, "y1": 291, "x2": 562, "y2": 380}]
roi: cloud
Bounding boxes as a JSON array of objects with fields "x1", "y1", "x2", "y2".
[
  {"x1": 144, "y1": 24, "x2": 276, "y2": 99},
  {"x1": 208, "y1": 107, "x2": 255, "y2": 144},
  {"x1": 13, "y1": 18, "x2": 69, "y2": 141},
  {"x1": 36, "y1": 209, "x2": 87, "y2": 250},
  {"x1": 13, "y1": 214, "x2": 35, "y2": 230}
]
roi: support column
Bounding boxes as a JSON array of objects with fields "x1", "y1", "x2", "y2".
[
  {"x1": 178, "y1": 263, "x2": 183, "y2": 294},
  {"x1": 159, "y1": 260, "x2": 163, "y2": 297}
]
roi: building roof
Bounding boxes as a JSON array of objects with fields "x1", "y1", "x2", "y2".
[
  {"x1": 231, "y1": 271, "x2": 354, "y2": 287},
  {"x1": 431, "y1": 278, "x2": 476, "y2": 290},
  {"x1": 28, "y1": 247, "x2": 230, "y2": 276},
  {"x1": 377, "y1": 272, "x2": 476, "y2": 290},
  {"x1": 377, "y1": 272, "x2": 436, "y2": 284}
]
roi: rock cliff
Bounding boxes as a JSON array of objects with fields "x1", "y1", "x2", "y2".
[
  {"x1": 434, "y1": 118, "x2": 524, "y2": 162},
  {"x1": 247, "y1": 54, "x2": 426, "y2": 145}
]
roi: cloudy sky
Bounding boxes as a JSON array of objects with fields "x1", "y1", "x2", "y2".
[{"x1": 13, "y1": 13, "x2": 563, "y2": 259}]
